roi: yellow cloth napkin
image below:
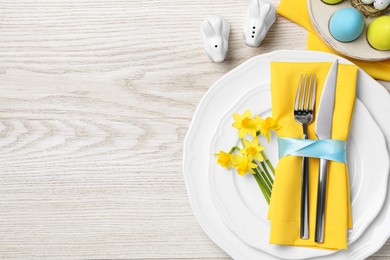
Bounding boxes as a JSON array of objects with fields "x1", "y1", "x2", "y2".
[
  {"x1": 277, "y1": 0, "x2": 390, "y2": 81},
  {"x1": 268, "y1": 62, "x2": 358, "y2": 249}
]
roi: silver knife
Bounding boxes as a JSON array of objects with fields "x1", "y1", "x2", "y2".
[{"x1": 314, "y1": 59, "x2": 339, "y2": 243}]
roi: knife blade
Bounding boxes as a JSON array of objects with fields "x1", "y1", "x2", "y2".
[{"x1": 314, "y1": 59, "x2": 339, "y2": 243}]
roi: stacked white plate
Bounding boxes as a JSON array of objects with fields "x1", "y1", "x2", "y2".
[{"x1": 183, "y1": 50, "x2": 390, "y2": 260}]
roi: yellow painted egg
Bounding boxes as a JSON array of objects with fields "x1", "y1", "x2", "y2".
[
  {"x1": 321, "y1": 0, "x2": 344, "y2": 4},
  {"x1": 367, "y1": 16, "x2": 390, "y2": 51}
]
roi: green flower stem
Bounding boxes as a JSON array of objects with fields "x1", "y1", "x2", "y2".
[
  {"x1": 261, "y1": 151, "x2": 275, "y2": 175},
  {"x1": 252, "y1": 171, "x2": 270, "y2": 204},
  {"x1": 253, "y1": 167, "x2": 271, "y2": 198},
  {"x1": 255, "y1": 164, "x2": 273, "y2": 192},
  {"x1": 253, "y1": 160, "x2": 273, "y2": 186},
  {"x1": 260, "y1": 161, "x2": 274, "y2": 185},
  {"x1": 257, "y1": 174, "x2": 271, "y2": 203},
  {"x1": 228, "y1": 146, "x2": 240, "y2": 154},
  {"x1": 253, "y1": 173, "x2": 269, "y2": 202}
]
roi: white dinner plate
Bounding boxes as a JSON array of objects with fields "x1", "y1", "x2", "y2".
[
  {"x1": 183, "y1": 50, "x2": 390, "y2": 260},
  {"x1": 209, "y1": 86, "x2": 388, "y2": 259}
]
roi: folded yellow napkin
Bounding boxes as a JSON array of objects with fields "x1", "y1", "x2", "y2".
[
  {"x1": 277, "y1": 0, "x2": 390, "y2": 81},
  {"x1": 268, "y1": 62, "x2": 358, "y2": 249}
]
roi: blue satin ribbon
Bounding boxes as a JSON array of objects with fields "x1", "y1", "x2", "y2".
[{"x1": 278, "y1": 137, "x2": 347, "y2": 164}]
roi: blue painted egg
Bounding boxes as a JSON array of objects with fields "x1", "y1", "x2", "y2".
[{"x1": 329, "y1": 8, "x2": 364, "y2": 42}]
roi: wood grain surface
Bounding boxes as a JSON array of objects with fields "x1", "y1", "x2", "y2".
[{"x1": 0, "y1": 0, "x2": 388, "y2": 259}]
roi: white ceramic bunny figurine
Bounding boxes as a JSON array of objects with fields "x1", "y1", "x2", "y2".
[
  {"x1": 243, "y1": 0, "x2": 276, "y2": 47},
  {"x1": 201, "y1": 16, "x2": 230, "y2": 63}
]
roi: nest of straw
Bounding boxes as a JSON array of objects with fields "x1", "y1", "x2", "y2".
[{"x1": 351, "y1": 0, "x2": 390, "y2": 17}]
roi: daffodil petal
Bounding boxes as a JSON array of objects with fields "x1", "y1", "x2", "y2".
[
  {"x1": 248, "y1": 128, "x2": 257, "y2": 137},
  {"x1": 255, "y1": 115, "x2": 264, "y2": 122},
  {"x1": 242, "y1": 138, "x2": 250, "y2": 147},
  {"x1": 254, "y1": 153, "x2": 264, "y2": 162},
  {"x1": 249, "y1": 162, "x2": 258, "y2": 168},
  {"x1": 266, "y1": 132, "x2": 271, "y2": 142},
  {"x1": 238, "y1": 128, "x2": 246, "y2": 138},
  {"x1": 232, "y1": 122, "x2": 241, "y2": 129},
  {"x1": 243, "y1": 110, "x2": 252, "y2": 118},
  {"x1": 233, "y1": 112, "x2": 242, "y2": 121},
  {"x1": 231, "y1": 154, "x2": 242, "y2": 167},
  {"x1": 274, "y1": 122, "x2": 282, "y2": 130},
  {"x1": 237, "y1": 169, "x2": 246, "y2": 176}
]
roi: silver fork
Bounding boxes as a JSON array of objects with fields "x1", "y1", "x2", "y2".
[{"x1": 294, "y1": 74, "x2": 317, "y2": 240}]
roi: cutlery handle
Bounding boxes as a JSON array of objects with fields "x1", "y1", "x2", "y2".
[
  {"x1": 300, "y1": 131, "x2": 309, "y2": 240},
  {"x1": 300, "y1": 156, "x2": 309, "y2": 239},
  {"x1": 315, "y1": 158, "x2": 328, "y2": 243}
]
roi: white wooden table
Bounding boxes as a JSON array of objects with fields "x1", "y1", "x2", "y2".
[{"x1": 0, "y1": 0, "x2": 389, "y2": 259}]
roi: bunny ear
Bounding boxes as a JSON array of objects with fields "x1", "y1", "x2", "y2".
[
  {"x1": 214, "y1": 18, "x2": 223, "y2": 34},
  {"x1": 202, "y1": 19, "x2": 215, "y2": 38},
  {"x1": 259, "y1": 1, "x2": 271, "y2": 18},
  {"x1": 249, "y1": 0, "x2": 260, "y2": 18}
]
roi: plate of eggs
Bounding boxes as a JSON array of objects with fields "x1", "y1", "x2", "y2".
[{"x1": 307, "y1": 0, "x2": 390, "y2": 61}]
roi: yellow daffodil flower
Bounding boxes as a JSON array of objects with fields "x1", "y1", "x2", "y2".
[
  {"x1": 232, "y1": 110, "x2": 257, "y2": 138},
  {"x1": 240, "y1": 137, "x2": 265, "y2": 162},
  {"x1": 214, "y1": 150, "x2": 233, "y2": 170},
  {"x1": 231, "y1": 154, "x2": 258, "y2": 176},
  {"x1": 255, "y1": 115, "x2": 282, "y2": 142}
]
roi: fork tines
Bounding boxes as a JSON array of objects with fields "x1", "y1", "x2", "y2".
[{"x1": 295, "y1": 74, "x2": 317, "y2": 112}]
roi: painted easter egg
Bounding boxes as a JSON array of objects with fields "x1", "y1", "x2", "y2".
[
  {"x1": 373, "y1": 0, "x2": 390, "y2": 10},
  {"x1": 321, "y1": 0, "x2": 344, "y2": 4},
  {"x1": 329, "y1": 8, "x2": 364, "y2": 42},
  {"x1": 367, "y1": 16, "x2": 390, "y2": 50}
]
